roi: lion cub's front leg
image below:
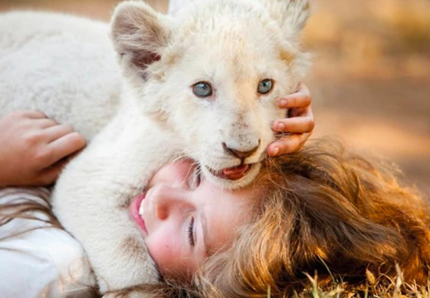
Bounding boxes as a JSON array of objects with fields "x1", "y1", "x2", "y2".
[{"x1": 52, "y1": 112, "x2": 176, "y2": 293}]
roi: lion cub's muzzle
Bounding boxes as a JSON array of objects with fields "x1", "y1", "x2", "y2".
[
  {"x1": 222, "y1": 141, "x2": 260, "y2": 161},
  {"x1": 205, "y1": 140, "x2": 261, "y2": 181}
]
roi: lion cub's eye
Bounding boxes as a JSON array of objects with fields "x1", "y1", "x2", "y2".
[
  {"x1": 193, "y1": 82, "x2": 213, "y2": 98},
  {"x1": 258, "y1": 79, "x2": 273, "y2": 94}
]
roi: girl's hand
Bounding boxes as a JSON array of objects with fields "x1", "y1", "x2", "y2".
[
  {"x1": 268, "y1": 83, "x2": 314, "y2": 156},
  {"x1": 0, "y1": 110, "x2": 86, "y2": 187}
]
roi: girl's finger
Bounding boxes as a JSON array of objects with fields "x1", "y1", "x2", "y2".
[
  {"x1": 23, "y1": 110, "x2": 48, "y2": 119},
  {"x1": 267, "y1": 133, "x2": 310, "y2": 156},
  {"x1": 45, "y1": 124, "x2": 75, "y2": 143},
  {"x1": 272, "y1": 117, "x2": 315, "y2": 134},
  {"x1": 46, "y1": 132, "x2": 86, "y2": 165},
  {"x1": 277, "y1": 84, "x2": 311, "y2": 109},
  {"x1": 32, "y1": 118, "x2": 58, "y2": 129}
]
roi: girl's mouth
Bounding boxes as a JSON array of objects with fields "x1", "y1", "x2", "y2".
[{"x1": 129, "y1": 192, "x2": 148, "y2": 235}]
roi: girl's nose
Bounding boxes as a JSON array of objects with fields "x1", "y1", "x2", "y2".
[{"x1": 152, "y1": 185, "x2": 193, "y2": 220}]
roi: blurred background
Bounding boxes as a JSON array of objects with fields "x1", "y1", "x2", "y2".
[{"x1": 1, "y1": 0, "x2": 429, "y2": 197}]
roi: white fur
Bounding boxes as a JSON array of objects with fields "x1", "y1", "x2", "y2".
[
  {"x1": 0, "y1": 12, "x2": 121, "y2": 139},
  {"x1": 0, "y1": 0, "x2": 310, "y2": 295}
]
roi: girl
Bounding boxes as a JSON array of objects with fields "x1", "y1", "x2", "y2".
[{"x1": 109, "y1": 139, "x2": 430, "y2": 297}]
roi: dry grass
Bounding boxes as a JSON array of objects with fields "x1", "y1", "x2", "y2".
[{"x1": 292, "y1": 267, "x2": 430, "y2": 298}]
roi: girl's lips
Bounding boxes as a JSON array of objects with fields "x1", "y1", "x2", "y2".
[{"x1": 129, "y1": 192, "x2": 148, "y2": 235}]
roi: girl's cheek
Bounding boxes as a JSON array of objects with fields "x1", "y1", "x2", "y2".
[{"x1": 147, "y1": 233, "x2": 180, "y2": 274}]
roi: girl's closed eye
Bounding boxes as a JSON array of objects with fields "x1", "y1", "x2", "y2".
[{"x1": 188, "y1": 217, "x2": 195, "y2": 246}]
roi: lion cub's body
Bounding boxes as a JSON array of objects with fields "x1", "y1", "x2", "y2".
[
  {"x1": 0, "y1": 12, "x2": 121, "y2": 139},
  {"x1": 0, "y1": 0, "x2": 310, "y2": 295}
]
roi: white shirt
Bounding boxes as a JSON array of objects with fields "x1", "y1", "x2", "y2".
[{"x1": 0, "y1": 188, "x2": 91, "y2": 298}]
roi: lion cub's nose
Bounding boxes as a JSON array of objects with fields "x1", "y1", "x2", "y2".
[{"x1": 222, "y1": 142, "x2": 260, "y2": 160}]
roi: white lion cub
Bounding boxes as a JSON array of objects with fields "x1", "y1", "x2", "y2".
[{"x1": 0, "y1": 0, "x2": 310, "y2": 295}]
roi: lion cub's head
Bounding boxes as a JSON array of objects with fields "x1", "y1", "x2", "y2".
[{"x1": 111, "y1": 0, "x2": 310, "y2": 188}]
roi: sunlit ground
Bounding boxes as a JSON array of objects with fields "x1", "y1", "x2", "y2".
[{"x1": 1, "y1": 0, "x2": 429, "y2": 196}]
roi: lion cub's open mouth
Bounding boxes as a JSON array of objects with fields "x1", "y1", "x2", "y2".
[{"x1": 207, "y1": 164, "x2": 254, "y2": 181}]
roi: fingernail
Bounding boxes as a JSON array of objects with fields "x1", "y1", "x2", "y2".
[
  {"x1": 272, "y1": 147, "x2": 280, "y2": 156},
  {"x1": 277, "y1": 122, "x2": 286, "y2": 131},
  {"x1": 278, "y1": 99, "x2": 287, "y2": 107}
]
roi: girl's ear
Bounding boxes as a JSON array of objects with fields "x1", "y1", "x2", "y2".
[{"x1": 111, "y1": 1, "x2": 171, "y2": 78}]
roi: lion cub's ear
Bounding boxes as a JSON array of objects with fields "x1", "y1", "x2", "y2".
[
  {"x1": 266, "y1": 0, "x2": 310, "y2": 42},
  {"x1": 111, "y1": 1, "x2": 171, "y2": 79}
]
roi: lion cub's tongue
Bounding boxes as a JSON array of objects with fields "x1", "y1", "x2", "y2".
[{"x1": 222, "y1": 164, "x2": 250, "y2": 180}]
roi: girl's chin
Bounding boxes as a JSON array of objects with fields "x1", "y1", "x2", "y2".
[{"x1": 129, "y1": 192, "x2": 148, "y2": 235}]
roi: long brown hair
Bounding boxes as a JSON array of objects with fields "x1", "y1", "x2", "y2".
[
  {"x1": 194, "y1": 138, "x2": 430, "y2": 297},
  {"x1": 0, "y1": 187, "x2": 60, "y2": 236}
]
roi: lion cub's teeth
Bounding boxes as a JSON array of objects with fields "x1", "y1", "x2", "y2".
[{"x1": 139, "y1": 200, "x2": 144, "y2": 217}]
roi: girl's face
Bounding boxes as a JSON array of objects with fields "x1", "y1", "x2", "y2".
[{"x1": 129, "y1": 159, "x2": 254, "y2": 278}]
